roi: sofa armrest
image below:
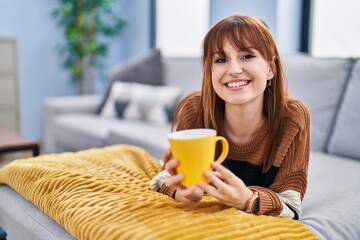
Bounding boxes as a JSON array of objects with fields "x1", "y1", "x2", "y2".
[
  {"x1": 43, "y1": 95, "x2": 102, "y2": 115},
  {"x1": 43, "y1": 95, "x2": 102, "y2": 153}
]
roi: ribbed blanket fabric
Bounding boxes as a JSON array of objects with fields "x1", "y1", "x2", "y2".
[{"x1": 0, "y1": 145, "x2": 318, "y2": 240}]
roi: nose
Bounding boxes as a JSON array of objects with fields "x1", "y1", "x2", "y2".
[{"x1": 228, "y1": 59, "x2": 243, "y2": 76}]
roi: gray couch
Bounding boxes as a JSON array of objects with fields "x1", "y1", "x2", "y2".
[
  {"x1": 43, "y1": 50, "x2": 202, "y2": 158},
  {"x1": 2, "y1": 51, "x2": 358, "y2": 239}
]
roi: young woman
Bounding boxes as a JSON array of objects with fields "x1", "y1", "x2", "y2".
[{"x1": 150, "y1": 15, "x2": 310, "y2": 220}]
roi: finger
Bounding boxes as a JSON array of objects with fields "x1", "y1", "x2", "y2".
[
  {"x1": 165, "y1": 174, "x2": 185, "y2": 189},
  {"x1": 213, "y1": 170, "x2": 223, "y2": 179},
  {"x1": 165, "y1": 159, "x2": 178, "y2": 175},
  {"x1": 163, "y1": 149, "x2": 172, "y2": 164},
  {"x1": 182, "y1": 186, "x2": 204, "y2": 196},
  {"x1": 198, "y1": 181, "x2": 223, "y2": 200},
  {"x1": 183, "y1": 186, "x2": 204, "y2": 201},
  {"x1": 207, "y1": 171, "x2": 224, "y2": 188},
  {"x1": 204, "y1": 170, "x2": 229, "y2": 191},
  {"x1": 212, "y1": 162, "x2": 239, "y2": 185}
]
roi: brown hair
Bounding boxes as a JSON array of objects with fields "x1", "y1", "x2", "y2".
[{"x1": 173, "y1": 15, "x2": 289, "y2": 171}]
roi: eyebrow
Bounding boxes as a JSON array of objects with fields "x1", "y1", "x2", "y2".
[{"x1": 212, "y1": 47, "x2": 256, "y2": 57}]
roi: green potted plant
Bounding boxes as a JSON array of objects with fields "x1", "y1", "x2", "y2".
[{"x1": 52, "y1": 0, "x2": 126, "y2": 94}]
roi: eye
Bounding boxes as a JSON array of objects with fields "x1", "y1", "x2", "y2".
[
  {"x1": 241, "y1": 54, "x2": 255, "y2": 60},
  {"x1": 214, "y1": 58, "x2": 227, "y2": 63}
]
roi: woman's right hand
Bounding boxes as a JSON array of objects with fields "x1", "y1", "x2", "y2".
[{"x1": 163, "y1": 149, "x2": 204, "y2": 202}]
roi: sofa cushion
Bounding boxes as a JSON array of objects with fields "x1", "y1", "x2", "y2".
[
  {"x1": 123, "y1": 83, "x2": 181, "y2": 125},
  {"x1": 327, "y1": 59, "x2": 360, "y2": 159},
  {"x1": 52, "y1": 113, "x2": 171, "y2": 157},
  {"x1": 106, "y1": 120, "x2": 171, "y2": 159},
  {"x1": 97, "y1": 49, "x2": 164, "y2": 114},
  {"x1": 53, "y1": 114, "x2": 111, "y2": 151},
  {"x1": 301, "y1": 152, "x2": 360, "y2": 240},
  {"x1": 99, "y1": 81, "x2": 182, "y2": 125},
  {"x1": 114, "y1": 100, "x2": 130, "y2": 118},
  {"x1": 0, "y1": 227, "x2": 6, "y2": 240},
  {"x1": 282, "y1": 54, "x2": 354, "y2": 152},
  {"x1": 100, "y1": 81, "x2": 132, "y2": 118},
  {"x1": 163, "y1": 57, "x2": 203, "y2": 95}
]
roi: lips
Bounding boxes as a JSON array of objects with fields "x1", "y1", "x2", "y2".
[{"x1": 226, "y1": 80, "x2": 251, "y2": 88}]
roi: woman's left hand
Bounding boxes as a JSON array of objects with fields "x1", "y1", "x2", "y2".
[{"x1": 198, "y1": 161, "x2": 254, "y2": 210}]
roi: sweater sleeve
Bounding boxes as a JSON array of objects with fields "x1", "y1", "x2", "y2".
[{"x1": 250, "y1": 100, "x2": 311, "y2": 217}]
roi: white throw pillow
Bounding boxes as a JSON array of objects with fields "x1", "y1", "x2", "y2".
[
  {"x1": 100, "y1": 81, "x2": 182, "y2": 125},
  {"x1": 100, "y1": 82, "x2": 133, "y2": 118},
  {"x1": 123, "y1": 83, "x2": 182, "y2": 125}
]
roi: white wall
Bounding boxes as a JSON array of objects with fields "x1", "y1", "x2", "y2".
[{"x1": 311, "y1": 0, "x2": 360, "y2": 57}]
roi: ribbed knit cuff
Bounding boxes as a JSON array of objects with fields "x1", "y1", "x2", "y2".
[
  {"x1": 249, "y1": 186, "x2": 282, "y2": 216},
  {"x1": 159, "y1": 184, "x2": 177, "y2": 198}
]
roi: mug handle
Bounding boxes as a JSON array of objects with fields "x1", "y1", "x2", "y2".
[{"x1": 214, "y1": 136, "x2": 229, "y2": 164}]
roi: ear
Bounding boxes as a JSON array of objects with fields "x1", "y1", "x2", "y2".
[
  {"x1": 267, "y1": 57, "x2": 276, "y2": 80},
  {"x1": 267, "y1": 67, "x2": 274, "y2": 80}
]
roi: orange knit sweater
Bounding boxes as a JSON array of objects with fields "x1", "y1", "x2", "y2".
[{"x1": 170, "y1": 94, "x2": 311, "y2": 216}]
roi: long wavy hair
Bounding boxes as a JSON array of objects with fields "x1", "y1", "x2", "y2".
[{"x1": 173, "y1": 15, "x2": 289, "y2": 171}]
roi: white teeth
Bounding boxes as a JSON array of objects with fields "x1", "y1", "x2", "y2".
[{"x1": 227, "y1": 81, "x2": 248, "y2": 88}]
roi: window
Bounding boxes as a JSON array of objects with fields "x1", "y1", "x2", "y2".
[
  {"x1": 155, "y1": 0, "x2": 209, "y2": 57},
  {"x1": 310, "y1": 0, "x2": 360, "y2": 57}
]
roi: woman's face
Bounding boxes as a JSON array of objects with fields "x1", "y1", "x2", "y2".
[{"x1": 211, "y1": 40, "x2": 274, "y2": 108}]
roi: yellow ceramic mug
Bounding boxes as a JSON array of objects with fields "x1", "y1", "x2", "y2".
[{"x1": 168, "y1": 128, "x2": 229, "y2": 186}]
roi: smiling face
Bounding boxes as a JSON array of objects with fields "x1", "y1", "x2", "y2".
[
  {"x1": 211, "y1": 40, "x2": 274, "y2": 108},
  {"x1": 200, "y1": 15, "x2": 285, "y2": 130}
]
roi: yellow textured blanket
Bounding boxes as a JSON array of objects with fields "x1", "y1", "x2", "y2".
[{"x1": 0, "y1": 145, "x2": 318, "y2": 240}]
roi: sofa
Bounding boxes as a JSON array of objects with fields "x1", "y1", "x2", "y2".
[
  {"x1": 1, "y1": 50, "x2": 360, "y2": 239},
  {"x1": 43, "y1": 50, "x2": 202, "y2": 159}
]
